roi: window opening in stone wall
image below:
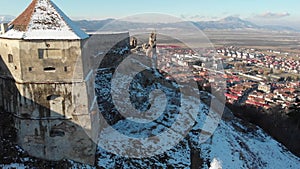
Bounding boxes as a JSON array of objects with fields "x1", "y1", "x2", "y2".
[
  {"x1": 44, "y1": 67, "x2": 56, "y2": 72},
  {"x1": 64, "y1": 66, "x2": 69, "y2": 72},
  {"x1": 38, "y1": 49, "x2": 44, "y2": 59},
  {"x1": 38, "y1": 49, "x2": 62, "y2": 59},
  {"x1": 8, "y1": 54, "x2": 13, "y2": 63},
  {"x1": 47, "y1": 95, "x2": 61, "y2": 101}
]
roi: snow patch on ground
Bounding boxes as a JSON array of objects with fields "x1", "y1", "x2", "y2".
[
  {"x1": 0, "y1": 163, "x2": 27, "y2": 169},
  {"x1": 200, "y1": 119, "x2": 300, "y2": 169},
  {"x1": 95, "y1": 70, "x2": 300, "y2": 168},
  {"x1": 209, "y1": 158, "x2": 222, "y2": 169}
]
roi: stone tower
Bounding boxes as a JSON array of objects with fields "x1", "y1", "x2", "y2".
[
  {"x1": 0, "y1": 0, "x2": 99, "y2": 165},
  {"x1": 146, "y1": 32, "x2": 158, "y2": 68}
]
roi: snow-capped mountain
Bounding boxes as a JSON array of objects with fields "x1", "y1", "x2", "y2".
[
  {"x1": 73, "y1": 16, "x2": 299, "y2": 32},
  {"x1": 0, "y1": 14, "x2": 298, "y2": 32},
  {"x1": 0, "y1": 15, "x2": 14, "y2": 23},
  {"x1": 193, "y1": 16, "x2": 258, "y2": 30}
]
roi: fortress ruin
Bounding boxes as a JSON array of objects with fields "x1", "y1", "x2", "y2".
[{"x1": 0, "y1": 0, "x2": 129, "y2": 165}]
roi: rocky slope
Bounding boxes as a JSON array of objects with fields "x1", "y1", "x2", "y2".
[
  {"x1": 94, "y1": 67, "x2": 300, "y2": 169},
  {"x1": 1, "y1": 59, "x2": 300, "y2": 168}
]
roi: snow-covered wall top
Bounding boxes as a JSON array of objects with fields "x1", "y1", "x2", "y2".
[{"x1": 0, "y1": 0, "x2": 89, "y2": 40}]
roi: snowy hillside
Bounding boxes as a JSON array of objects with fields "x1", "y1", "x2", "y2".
[
  {"x1": 94, "y1": 64, "x2": 300, "y2": 169},
  {"x1": 1, "y1": 59, "x2": 299, "y2": 168},
  {"x1": 96, "y1": 105, "x2": 300, "y2": 168}
]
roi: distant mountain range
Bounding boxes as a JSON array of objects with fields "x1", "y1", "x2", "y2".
[
  {"x1": 0, "y1": 15, "x2": 298, "y2": 32},
  {"x1": 75, "y1": 16, "x2": 299, "y2": 32},
  {"x1": 0, "y1": 15, "x2": 15, "y2": 23},
  {"x1": 193, "y1": 16, "x2": 258, "y2": 30}
]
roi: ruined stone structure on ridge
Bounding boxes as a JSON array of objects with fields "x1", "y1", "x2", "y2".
[
  {"x1": 0, "y1": 0, "x2": 129, "y2": 165},
  {"x1": 146, "y1": 32, "x2": 157, "y2": 58},
  {"x1": 146, "y1": 32, "x2": 158, "y2": 69}
]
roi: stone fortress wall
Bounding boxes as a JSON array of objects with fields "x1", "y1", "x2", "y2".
[{"x1": 0, "y1": 32, "x2": 130, "y2": 165}]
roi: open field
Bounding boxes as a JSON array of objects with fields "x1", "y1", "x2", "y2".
[
  {"x1": 205, "y1": 30, "x2": 300, "y2": 48},
  {"x1": 132, "y1": 29, "x2": 300, "y2": 53}
]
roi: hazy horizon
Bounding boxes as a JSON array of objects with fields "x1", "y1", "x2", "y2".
[{"x1": 0, "y1": 0, "x2": 300, "y2": 29}]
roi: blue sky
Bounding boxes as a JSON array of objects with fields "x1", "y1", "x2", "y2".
[{"x1": 1, "y1": 0, "x2": 299, "y2": 26}]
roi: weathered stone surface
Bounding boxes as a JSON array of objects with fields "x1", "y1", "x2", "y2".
[
  {"x1": 0, "y1": 38, "x2": 98, "y2": 164},
  {"x1": 0, "y1": 30, "x2": 130, "y2": 165}
]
